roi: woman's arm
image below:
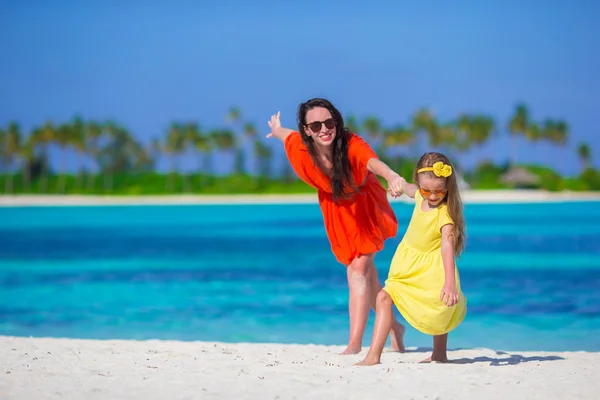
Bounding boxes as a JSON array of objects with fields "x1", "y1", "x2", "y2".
[
  {"x1": 366, "y1": 158, "x2": 407, "y2": 197},
  {"x1": 366, "y1": 158, "x2": 398, "y2": 181},
  {"x1": 266, "y1": 112, "x2": 295, "y2": 142},
  {"x1": 367, "y1": 158, "x2": 420, "y2": 198}
]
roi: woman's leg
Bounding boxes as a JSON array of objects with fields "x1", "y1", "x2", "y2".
[
  {"x1": 355, "y1": 290, "x2": 395, "y2": 365},
  {"x1": 340, "y1": 253, "x2": 373, "y2": 355},
  {"x1": 368, "y1": 260, "x2": 405, "y2": 352}
]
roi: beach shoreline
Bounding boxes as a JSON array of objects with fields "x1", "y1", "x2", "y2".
[
  {"x1": 1, "y1": 336, "x2": 597, "y2": 400},
  {"x1": 1, "y1": 190, "x2": 600, "y2": 207}
]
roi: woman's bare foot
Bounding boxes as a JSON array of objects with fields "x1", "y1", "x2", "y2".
[
  {"x1": 340, "y1": 346, "x2": 361, "y2": 355},
  {"x1": 389, "y1": 322, "x2": 406, "y2": 352},
  {"x1": 354, "y1": 356, "x2": 381, "y2": 366}
]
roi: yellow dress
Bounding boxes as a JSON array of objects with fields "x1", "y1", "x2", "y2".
[{"x1": 383, "y1": 191, "x2": 467, "y2": 336}]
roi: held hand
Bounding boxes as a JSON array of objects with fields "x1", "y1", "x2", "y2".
[
  {"x1": 440, "y1": 283, "x2": 460, "y2": 307},
  {"x1": 387, "y1": 174, "x2": 406, "y2": 198},
  {"x1": 266, "y1": 111, "x2": 283, "y2": 140}
]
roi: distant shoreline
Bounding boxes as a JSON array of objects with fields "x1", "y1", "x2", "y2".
[{"x1": 1, "y1": 190, "x2": 600, "y2": 207}]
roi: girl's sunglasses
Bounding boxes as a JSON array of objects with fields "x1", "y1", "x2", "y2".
[
  {"x1": 420, "y1": 188, "x2": 448, "y2": 198},
  {"x1": 306, "y1": 118, "x2": 336, "y2": 133}
]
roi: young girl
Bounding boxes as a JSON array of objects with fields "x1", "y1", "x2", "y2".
[
  {"x1": 266, "y1": 98, "x2": 407, "y2": 355},
  {"x1": 356, "y1": 152, "x2": 467, "y2": 365}
]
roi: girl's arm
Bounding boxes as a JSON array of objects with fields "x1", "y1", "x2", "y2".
[
  {"x1": 440, "y1": 224, "x2": 460, "y2": 307},
  {"x1": 266, "y1": 112, "x2": 295, "y2": 142},
  {"x1": 397, "y1": 180, "x2": 419, "y2": 199}
]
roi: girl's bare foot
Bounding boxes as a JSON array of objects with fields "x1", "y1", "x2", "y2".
[
  {"x1": 420, "y1": 355, "x2": 450, "y2": 363},
  {"x1": 390, "y1": 322, "x2": 406, "y2": 353},
  {"x1": 421, "y1": 334, "x2": 449, "y2": 362},
  {"x1": 340, "y1": 346, "x2": 361, "y2": 355}
]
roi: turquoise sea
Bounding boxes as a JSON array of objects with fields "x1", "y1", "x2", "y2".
[{"x1": 1, "y1": 200, "x2": 599, "y2": 352}]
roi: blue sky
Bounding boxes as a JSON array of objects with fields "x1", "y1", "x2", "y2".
[{"x1": 1, "y1": 0, "x2": 599, "y2": 176}]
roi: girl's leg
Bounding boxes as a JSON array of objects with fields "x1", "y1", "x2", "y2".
[
  {"x1": 368, "y1": 260, "x2": 405, "y2": 352},
  {"x1": 340, "y1": 254, "x2": 373, "y2": 355},
  {"x1": 421, "y1": 334, "x2": 449, "y2": 363},
  {"x1": 355, "y1": 290, "x2": 395, "y2": 365}
]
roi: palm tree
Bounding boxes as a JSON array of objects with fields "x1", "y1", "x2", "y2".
[
  {"x1": 411, "y1": 108, "x2": 436, "y2": 155},
  {"x1": 226, "y1": 106, "x2": 245, "y2": 175},
  {"x1": 243, "y1": 122, "x2": 261, "y2": 175},
  {"x1": 362, "y1": 116, "x2": 381, "y2": 147},
  {"x1": 543, "y1": 119, "x2": 569, "y2": 176},
  {"x1": 215, "y1": 128, "x2": 236, "y2": 147},
  {"x1": 192, "y1": 129, "x2": 210, "y2": 171},
  {"x1": 54, "y1": 122, "x2": 72, "y2": 193},
  {"x1": 523, "y1": 121, "x2": 543, "y2": 169},
  {"x1": 469, "y1": 115, "x2": 495, "y2": 166},
  {"x1": 454, "y1": 114, "x2": 472, "y2": 153},
  {"x1": 383, "y1": 125, "x2": 415, "y2": 167},
  {"x1": 345, "y1": 114, "x2": 361, "y2": 134},
  {"x1": 524, "y1": 122, "x2": 542, "y2": 144},
  {"x1": 577, "y1": 142, "x2": 592, "y2": 173},
  {"x1": 99, "y1": 122, "x2": 146, "y2": 192},
  {"x1": 69, "y1": 116, "x2": 87, "y2": 192},
  {"x1": 0, "y1": 128, "x2": 7, "y2": 193},
  {"x1": 180, "y1": 122, "x2": 200, "y2": 192},
  {"x1": 2, "y1": 122, "x2": 22, "y2": 194},
  {"x1": 226, "y1": 106, "x2": 241, "y2": 123},
  {"x1": 243, "y1": 122, "x2": 256, "y2": 138},
  {"x1": 85, "y1": 121, "x2": 104, "y2": 192},
  {"x1": 192, "y1": 128, "x2": 212, "y2": 188},
  {"x1": 508, "y1": 103, "x2": 529, "y2": 167},
  {"x1": 210, "y1": 129, "x2": 236, "y2": 171},
  {"x1": 149, "y1": 137, "x2": 162, "y2": 171},
  {"x1": 164, "y1": 122, "x2": 186, "y2": 191},
  {"x1": 431, "y1": 122, "x2": 456, "y2": 153},
  {"x1": 254, "y1": 139, "x2": 273, "y2": 183},
  {"x1": 30, "y1": 121, "x2": 56, "y2": 193}
]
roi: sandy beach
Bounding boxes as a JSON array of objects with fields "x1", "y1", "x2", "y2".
[
  {"x1": 1, "y1": 190, "x2": 600, "y2": 207},
  {"x1": 0, "y1": 336, "x2": 597, "y2": 400}
]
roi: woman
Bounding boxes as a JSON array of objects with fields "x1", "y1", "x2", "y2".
[{"x1": 266, "y1": 98, "x2": 406, "y2": 355}]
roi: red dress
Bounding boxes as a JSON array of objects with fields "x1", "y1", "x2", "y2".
[{"x1": 284, "y1": 131, "x2": 398, "y2": 265}]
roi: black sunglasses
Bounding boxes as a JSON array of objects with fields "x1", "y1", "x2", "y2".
[{"x1": 305, "y1": 118, "x2": 336, "y2": 133}]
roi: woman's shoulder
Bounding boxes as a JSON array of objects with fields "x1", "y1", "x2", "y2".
[
  {"x1": 347, "y1": 131, "x2": 366, "y2": 145},
  {"x1": 347, "y1": 132, "x2": 377, "y2": 162},
  {"x1": 284, "y1": 131, "x2": 308, "y2": 152}
]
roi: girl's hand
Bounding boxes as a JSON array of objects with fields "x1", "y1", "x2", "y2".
[
  {"x1": 440, "y1": 283, "x2": 460, "y2": 307},
  {"x1": 387, "y1": 174, "x2": 406, "y2": 198}
]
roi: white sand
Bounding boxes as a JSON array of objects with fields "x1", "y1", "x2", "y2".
[
  {"x1": 0, "y1": 336, "x2": 597, "y2": 400},
  {"x1": 1, "y1": 190, "x2": 600, "y2": 207}
]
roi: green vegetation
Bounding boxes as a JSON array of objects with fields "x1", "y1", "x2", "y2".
[{"x1": 0, "y1": 104, "x2": 598, "y2": 195}]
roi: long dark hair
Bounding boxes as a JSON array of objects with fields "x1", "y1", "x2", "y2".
[
  {"x1": 413, "y1": 152, "x2": 466, "y2": 257},
  {"x1": 297, "y1": 98, "x2": 358, "y2": 202}
]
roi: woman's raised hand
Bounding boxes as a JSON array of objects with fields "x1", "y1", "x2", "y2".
[
  {"x1": 266, "y1": 112, "x2": 294, "y2": 142},
  {"x1": 266, "y1": 112, "x2": 282, "y2": 139}
]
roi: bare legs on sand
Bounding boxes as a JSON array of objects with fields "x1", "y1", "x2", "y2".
[
  {"x1": 355, "y1": 290, "x2": 449, "y2": 365},
  {"x1": 340, "y1": 253, "x2": 406, "y2": 355}
]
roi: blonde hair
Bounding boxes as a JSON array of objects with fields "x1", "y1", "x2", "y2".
[{"x1": 413, "y1": 152, "x2": 466, "y2": 258}]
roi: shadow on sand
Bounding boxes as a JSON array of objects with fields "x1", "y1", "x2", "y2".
[{"x1": 405, "y1": 348, "x2": 565, "y2": 366}]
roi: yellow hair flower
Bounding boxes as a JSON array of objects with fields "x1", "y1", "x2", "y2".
[{"x1": 417, "y1": 161, "x2": 453, "y2": 177}]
